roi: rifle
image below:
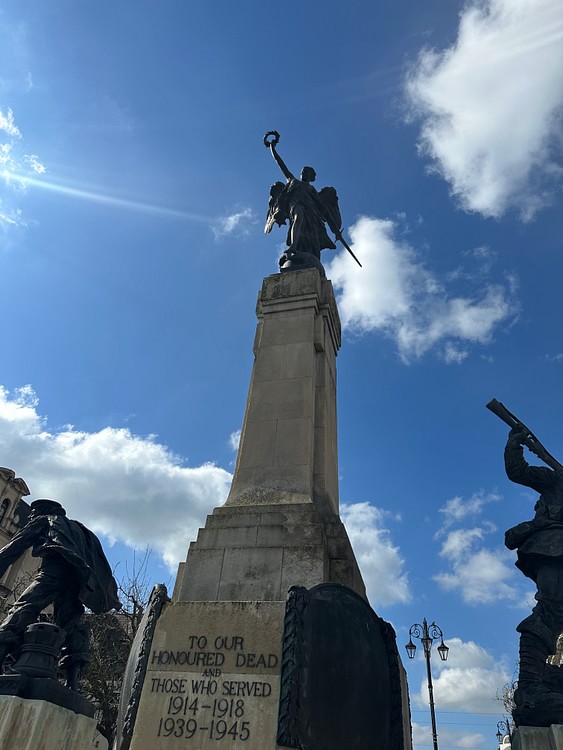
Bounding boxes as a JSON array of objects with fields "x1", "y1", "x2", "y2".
[{"x1": 486, "y1": 398, "x2": 563, "y2": 471}]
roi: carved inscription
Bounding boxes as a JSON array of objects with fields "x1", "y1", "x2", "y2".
[{"x1": 148, "y1": 633, "x2": 279, "y2": 745}]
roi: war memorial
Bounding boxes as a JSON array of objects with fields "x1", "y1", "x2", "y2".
[
  {"x1": 0, "y1": 133, "x2": 562, "y2": 748},
  {"x1": 113, "y1": 131, "x2": 410, "y2": 750}
]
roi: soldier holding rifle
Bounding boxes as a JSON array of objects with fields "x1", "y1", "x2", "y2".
[{"x1": 487, "y1": 399, "x2": 563, "y2": 727}]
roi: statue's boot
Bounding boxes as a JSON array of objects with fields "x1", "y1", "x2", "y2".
[
  {"x1": 60, "y1": 650, "x2": 89, "y2": 691},
  {"x1": 64, "y1": 661, "x2": 82, "y2": 691}
]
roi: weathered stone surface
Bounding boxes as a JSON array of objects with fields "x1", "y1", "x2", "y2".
[
  {"x1": 119, "y1": 267, "x2": 409, "y2": 749},
  {"x1": 218, "y1": 547, "x2": 284, "y2": 600},
  {"x1": 226, "y1": 269, "x2": 340, "y2": 511},
  {"x1": 259, "y1": 310, "x2": 315, "y2": 348},
  {"x1": 552, "y1": 725, "x2": 563, "y2": 747},
  {"x1": 236, "y1": 420, "x2": 277, "y2": 470},
  {"x1": 173, "y1": 503, "x2": 366, "y2": 603},
  {"x1": 172, "y1": 551, "x2": 223, "y2": 602},
  {"x1": 194, "y1": 525, "x2": 259, "y2": 550},
  {"x1": 128, "y1": 601, "x2": 285, "y2": 750},
  {"x1": 0, "y1": 694, "x2": 97, "y2": 749},
  {"x1": 272, "y1": 418, "x2": 312, "y2": 467},
  {"x1": 512, "y1": 724, "x2": 563, "y2": 749},
  {"x1": 246, "y1": 378, "x2": 314, "y2": 423},
  {"x1": 279, "y1": 547, "x2": 327, "y2": 595}
]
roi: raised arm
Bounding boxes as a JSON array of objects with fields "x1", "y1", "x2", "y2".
[
  {"x1": 504, "y1": 427, "x2": 554, "y2": 492},
  {"x1": 270, "y1": 142, "x2": 294, "y2": 181},
  {"x1": 264, "y1": 131, "x2": 294, "y2": 182}
]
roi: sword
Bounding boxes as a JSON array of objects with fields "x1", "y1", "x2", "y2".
[{"x1": 334, "y1": 230, "x2": 362, "y2": 268}]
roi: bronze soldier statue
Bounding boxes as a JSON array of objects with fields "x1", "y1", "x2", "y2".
[
  {"x1": 488, "y1": 399, "x2": 563, "y2": 727},
  {"x1": 263, "y1": 131, "x2": 361, "y2": 273},
  {"x1": 0, "y1": 498, "x2": 120, "y2": 689}
]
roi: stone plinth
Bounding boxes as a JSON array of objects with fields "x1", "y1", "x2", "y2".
[
  {"x1": 512, "y1": 725, "x2": 563, "y2": 750},
  {"x1": 0, "y1": 694, "x2": 97, "y2": 750}
]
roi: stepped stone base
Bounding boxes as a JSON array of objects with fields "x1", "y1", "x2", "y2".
[{"x1": 173, "y1": 502, "x2": 366, "y2": 603}]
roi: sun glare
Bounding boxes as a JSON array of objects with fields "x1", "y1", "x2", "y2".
[{"x1": 6, "y1": 171, "x2": 212, "y2": 223}]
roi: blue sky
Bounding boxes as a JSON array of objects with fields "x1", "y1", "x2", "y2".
[{"x1": 1, "y1": 1, "x2": 562, "y2": 747}]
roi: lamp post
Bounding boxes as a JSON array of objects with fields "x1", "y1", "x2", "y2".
[
  {"x1": 405, "y1": 618, "x2": 449, "y2": 750},
  {"x1": 496, "y1": 718, "x2": 513, "y2": 747}
]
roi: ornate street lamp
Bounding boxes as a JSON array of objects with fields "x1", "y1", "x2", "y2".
[
  {"x1": 496, "y1": 718, "x2": 513, "y2": 747},
  {"x1": 405, "y1": 618, "x2": 449, "y2": 750}
]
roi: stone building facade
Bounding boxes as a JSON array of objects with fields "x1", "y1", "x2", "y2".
[{"x1": 0, "y1": 468, "x2": 38, "y2": 607}]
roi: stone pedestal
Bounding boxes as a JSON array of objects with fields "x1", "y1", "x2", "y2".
[
  {"x1": 173, "y1": 502, "x2": 365, "y2": 604},
  {"x1": 0, "y1": 630, "x2": 98, "y2": 750},
  {"x1": 173, "y1": 270, "x2": 365, "y2": 604},
  {"x1": 0, "y1": 680, "x2": 97, "y2": 750},
  {"x1": 512, "y1": 725, "x2": 563, "y2": 749},
  {"x1": 117, "y1": 269, "x2": 409, "y2": 750}
]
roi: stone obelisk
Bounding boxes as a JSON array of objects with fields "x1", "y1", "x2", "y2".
[
  {"x1": 120, "y1": 269, "x2": 373, "y2": 750},
  {"x1": 116, "y1": 132, "x2": 410, "y2": 750},
  {"x1": 174, "y1": 269, "x2": 366, "y2": 603}
]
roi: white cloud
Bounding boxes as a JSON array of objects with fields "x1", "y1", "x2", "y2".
[
  {"x1": 412, "y1": 637, "x2": 511, "y2": 715},
  {"x1": 0, "y1": 143, "x2": 15, "y2": 169},
  {"x1": 0, "y1": 108, "x2": 20, "y2": 138},
  {"x1": 228, "y1": 429, "x2": 241, "y2": 451},
  {"x1": 212, "y1": 207, "x2": 257, "y2": 239},
  {"x1": 435, "y1": 527, "x2": 520, "y2": 604},
  {"x1": 439, "y1": 527, "x2": 485, "y2": 561},
  {"x1": 439, "y1": 490, "x2": 501, "y2": 529},
  {"x1": 0, "y1": 385, "x2": 232, "y2": 571},
  {"x1": 435, "y1": 547, "x2": 520, "y2": 604},
  {"x1": 23, "y1": 154, "x2": 45, "y2": 174},
  {"x1": 443, "y1": 343, "x2": 468, "y2": 364},
  {"x1": 0, "y1": 109, "x2": 44, "y2": 232},
  {"x1": 433, "y1": 490, "x2": 532, "y2": 605},
  {"x1": 405, "y1": 0, "x2": 563, "y2": 219},
  {"x1": 412, "y1": 722, "x2": 486, "y2": 750},
  {"x1": 341, "y1": 501, "x2": 411, "y2": 607},
  {"x1": 326, "y1": 216, "x2": 517, "y2": 363}
]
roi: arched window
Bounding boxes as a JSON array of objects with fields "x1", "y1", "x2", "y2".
[{"x1": 0, "y1": 498, "x2": 9, "y2": 525}]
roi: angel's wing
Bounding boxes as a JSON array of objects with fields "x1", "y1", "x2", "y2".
[
  {"x1": 318, "y1": 186, "x2": 342, "y2": 235},
  {"x1": 264, "y1": 181, "x2": 288, "y2": 234}
]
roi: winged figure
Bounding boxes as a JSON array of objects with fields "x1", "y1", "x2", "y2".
[{"x1": 263, "y1": 131, "x2": 360, "y2": 270}]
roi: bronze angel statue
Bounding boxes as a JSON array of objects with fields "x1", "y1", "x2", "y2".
[{"x1": 263, "y1": 131, "x2": 361, "y2": 273}]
